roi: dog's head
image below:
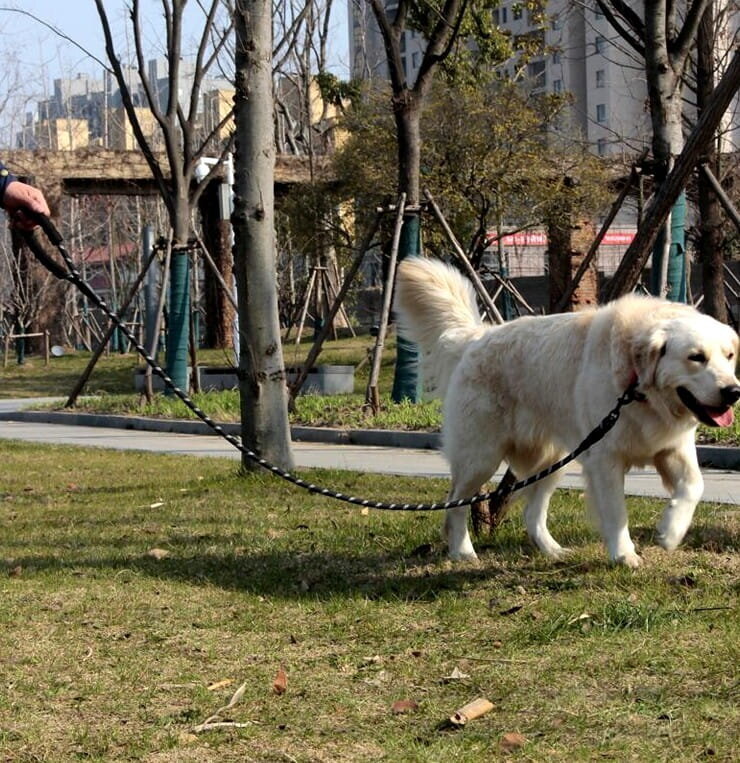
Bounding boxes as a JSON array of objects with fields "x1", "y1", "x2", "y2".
[{"x1": 613, "y1": 304, "x2": 740, "y2": 427}]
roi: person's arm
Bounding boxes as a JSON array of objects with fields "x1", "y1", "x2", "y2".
[{"x1": 0, "y1": 161, "x2": 51, "y2": 230}]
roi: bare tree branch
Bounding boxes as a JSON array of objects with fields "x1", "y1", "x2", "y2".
[{"x1": 0, "y1": 7, "x2": 112, "y2": 71}]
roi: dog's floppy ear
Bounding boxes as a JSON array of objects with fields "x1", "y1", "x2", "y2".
[
  {"x1": 611, "y1": 319, "x2": 667, "y2": 391},
  {"x1": 632, "y1": 326, "x2": 668, "y2": 389}
]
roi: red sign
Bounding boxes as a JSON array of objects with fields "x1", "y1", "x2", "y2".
[{"x1": 488, "y1": 229, "x2": 636, "y2": 248}]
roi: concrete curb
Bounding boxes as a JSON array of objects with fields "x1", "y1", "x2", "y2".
[{"x1": 1, "y1": 408, "x2": 738, "y2": 471}]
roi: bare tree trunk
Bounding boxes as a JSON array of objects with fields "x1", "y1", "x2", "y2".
[
  {"x1": 198, "y1": 181, "x2": 235, "y2": 348},
  {"x1": 602, "y1": 49, "x2": 740, "y2": 301},
  {"x1": 233, "y1": 0, "x2": 294, "y2": 471},
  {"x1": 695, "y1": 1, "x2": 727, "y2": 322}
]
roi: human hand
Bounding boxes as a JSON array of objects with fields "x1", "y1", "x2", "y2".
[{"x1": 3, "y1": 180, "x2": 51, "y2": 230}]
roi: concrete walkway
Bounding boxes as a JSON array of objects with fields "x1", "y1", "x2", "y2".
[{"x1": 0, "y1": 399, "x2": 738, "y2": 506}]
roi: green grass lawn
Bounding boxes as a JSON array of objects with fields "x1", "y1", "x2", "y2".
[
  {"x1": 3, "y1": 336, "x2": 740, "y2": 445},
  {"x1": 1, "y1": 442, "x2": 738, "y2": 760}
]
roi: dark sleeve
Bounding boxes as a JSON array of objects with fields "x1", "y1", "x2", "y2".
[{"x1": 0, "y1": 161, "x2": 18, "y2": 207}]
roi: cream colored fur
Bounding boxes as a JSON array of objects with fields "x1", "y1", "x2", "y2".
[{"x1": 394, "y1": 257, "x2": 740, "y2": 567}]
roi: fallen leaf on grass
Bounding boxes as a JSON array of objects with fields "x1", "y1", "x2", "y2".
[
  {"x1": 273, "y1": 666, "x2": 288, "y2": 695},
  {"x1": 668, "y1": 573, "x2": 697, "y2": 588},
  {"x1": 391, "y1": 699, "x2": 419, "y2": 714},
  {"x1": 207, "y1": 679, "x2": 234, "y2": 692},
  {"x1": 191, "y1": 680, "x2": 250, "y2": 734},
  {"x1": 359, "y1": 655, "x2": 382, "y2": 668},
  {"x1": 499, "y1": 604, "x2": 523, "y2": 616},
  {"x1": 363, "y1": 669, "x2": 389, "y2": 687},
  {"x1": 567, "y1": 613, "x2": 592, "y2": 626},
  {"x1": 147, "y1": 548, "x2": 170, "y2": 560},
  {"x1": 500, "y1": 732, "x2": 527, "y2": 752},
  {"x1": 442, "y1": 667, "x2": 470, "y2": 683},
  {"x1": 8, "y1": 565, "x2": 22, "y2": 577}
]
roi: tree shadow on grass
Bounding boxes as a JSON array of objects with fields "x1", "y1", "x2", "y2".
[
  {"x1": 10, "y1": 543, "x2": 506, "y2": 602},
  {"x1": 7, "y1": 508, "x2": 737, "y2": 602}
]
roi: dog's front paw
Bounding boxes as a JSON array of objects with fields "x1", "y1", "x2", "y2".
[
  {"x1": 448, "y1": 548, "x2": 479, "y2": 562},
  {"x1": 655, "y1": 532, "x2": 681, "y2": 551},
  {"x1": 655, "y1": 521, "x2": 688, "y2": 552},
  {"x1": 613, "y1": 551, "x2": 642, "y2": 569}
]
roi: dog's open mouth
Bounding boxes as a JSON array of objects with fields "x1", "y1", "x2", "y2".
[{"x1": 677, "y1": 387, "x2": 735, "y2": 427}]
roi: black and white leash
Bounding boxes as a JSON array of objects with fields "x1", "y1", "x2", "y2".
[{"x1": 21, "y1": 214, "x2": 644, "y2": 512}]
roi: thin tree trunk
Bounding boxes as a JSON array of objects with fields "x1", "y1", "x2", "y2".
[
  {"x1": 233, "y1": 0, "x2": 294, "y2": 471},
  {"x1": 695, "y1": 1, "x2": 727, "y2": 322},
  {"x1": 602, "y1": 49, "x2": 740, "y2": 300}
]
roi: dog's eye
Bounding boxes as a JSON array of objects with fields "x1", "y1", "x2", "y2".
[
  {"x1": 688, "y1": 352, "x2": 707, "y2": 363},
  {"x1": 729, "y1": 352, "x2": 735, "y2": 362}
]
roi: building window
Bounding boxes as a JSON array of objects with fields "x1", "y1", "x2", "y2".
[
  {"x1": 493, "y1": 8, "x2": 499, "y2": 24},
  {"x1": 551, "y1": 14, "x2": 562, "y2": 30},
  {"x1": 400, "y1": 33, "x2": 406, "y2": 53},
  {"x1": 501, "y1": 6, "x2": 508, "y2": 23},
  {"x1": 596, "y1": 69, "x2": 605, "y2": 88},
  {"x1": 553, "y1": 79, "x2": 563, "y2": 93},
  {"x1": 597, "y1": 138, "x2": 608, "y2": 156},
  {"x1": 595, "y1": 35, "x2": 606, "y2": 54},
  {"x1": 552, "y1": 50, "x2": 561, "y2": 64},
  {"x1": 411, "y1": 51, "x2": 420, "y2": 70},
  {"x1": 528, "y1": 60, "x2": 546, "y2": 89},
  {"x1": 513, "y1": 4, "x2": 523, "y2": 20},
  {"x1": 596, "y1": 103, "x2": 607, "y2": 123}
]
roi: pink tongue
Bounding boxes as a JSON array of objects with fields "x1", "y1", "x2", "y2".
[{"x1": 709, "y1": 407, "x2": 734, "y2": 427}]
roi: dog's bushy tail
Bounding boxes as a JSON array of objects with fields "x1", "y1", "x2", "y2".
[{"x1": 394, "y1": 257, "x2": 486, "y2": 398}]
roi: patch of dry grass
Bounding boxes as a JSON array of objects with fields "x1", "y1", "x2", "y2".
[{"x1": 0, "y1": 441, "x2": 738, "y2": 761}]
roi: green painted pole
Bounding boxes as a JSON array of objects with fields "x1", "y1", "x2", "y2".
[
  {"x1": 650, "y1": 192, "x2": 687, "y2": 302},
  {"x1": 15, "y1": 321, "x2": 24, "y2": 365},
  {"x1": 391, "y1": 213, "x2": 421, "y2": 403},
  {"x1": 165, "y1": 247, "x2": 191, "y2": 394}
]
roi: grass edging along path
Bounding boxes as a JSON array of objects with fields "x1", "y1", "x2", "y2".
[
  {"x1": 1, "y1": 441, "x2": 738, "y2": 760},
  {"x1": 3, "y1": 407, "x2": 740, "y2": 471}
]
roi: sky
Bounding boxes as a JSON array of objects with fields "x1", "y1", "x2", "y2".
[{"x1": 0, "y1": 1, "x2": 349, "y2": 139}]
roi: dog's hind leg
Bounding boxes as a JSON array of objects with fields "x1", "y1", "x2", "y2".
[
  {"x1": 654, "y1": 443, "x2": 703, "y2": 551},
  {"x1": 520, "y1": 473, "x2": 569, "y2": 558}
]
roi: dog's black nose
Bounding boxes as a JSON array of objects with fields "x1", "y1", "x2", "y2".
[{"x1": 720, "y1": 385, "x2": 740, "y2": 406}]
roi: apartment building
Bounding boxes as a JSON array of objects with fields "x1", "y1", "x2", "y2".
[
  {"x1": 16, "y1": 59, "x2": 232, "y2": 151},
  {"x1": 349, "y1": 0, "x2": 738, "y2": 158}
]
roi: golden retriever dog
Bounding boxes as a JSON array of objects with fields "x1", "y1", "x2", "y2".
[{"x1": 394, "y1": 257, "x2": 740, "y2": 567}]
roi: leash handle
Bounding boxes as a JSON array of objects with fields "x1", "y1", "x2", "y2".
[
  {"x1": 20, "y1": 208, "x2": 64, "y2": 245},
  {"x1": 18, "y1": 211, "x2": 71, "y2": 282}
]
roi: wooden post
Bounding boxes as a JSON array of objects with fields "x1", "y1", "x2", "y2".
[
  {"x1": 66, "y1": 241, "x2": 160, "y2": 407},
  {"x1": 366, "y1": 195, "x2": 406, "y2": 413},
  {"x1": 44, "y1": 330, "x2": 50, "y2": 366},
  {"x1": 554, "y1": 152, "x2": 646, "y2": 312},
  {"x1": 700, "y1": 164, "x2": 740, "y2": 233},
  {"x1": 603, "y1": 49, "x2": 740, "y2": 302},
  {"x1": 289, "y1": 211, "x2": 382, "y2": 401},
  {"x1": 423, "y1": 189, "x2": 504, "y2": 324},
  {"x1": 294, "y1": 267, "x2": 317, "y2": 346}
]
